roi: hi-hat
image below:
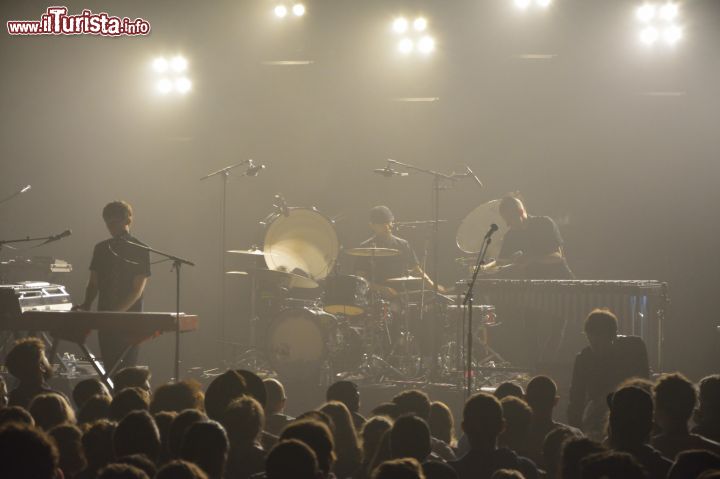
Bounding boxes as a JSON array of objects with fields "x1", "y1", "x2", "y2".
[
  {"x1": 227, "y1": 248, "x2": 274, "y2": 256},
  {"x1": 386, "y1": 275, "x2": 423, "y2": 283},
  {"x1": 344, "y1": 247, "x2": 400, "y2": 257},
  {"x1": 225, "y1": 268, "x2": 319, "y2": 289}
]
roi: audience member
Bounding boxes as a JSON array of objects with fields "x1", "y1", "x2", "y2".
[
  {"x1": 579, "y1": 450, "x2": 647, "y2": 479},
  {"x1": 150, "y1": 380, "x2": 204, "y2": 414},
  {"x1": 236, "y1": 370, "x2": 268, "y2": 408},
  {"x1": 606, "y1": 386, "x2": 672, "y2": 478},
  {"x1": 73, "y1": 377, "x2": 111, "y2": 409},
  {"x1": 525, "y1": 375, "x2": 581, "y2": 466},
  {"x1": 29, "y1": 392, "x2": 76, "y2": 430},
  {"x1": 559, "y1": 437, "x2": 606, "y2": 479},
  {"x1": 264, "y1": 378, "x2": 294, "y2": 436},
  {"x1": 169, "y1": 408, "x2": 207, "y2": 459},
  {"x1": 390, "y1": 414, "x2": 432, "y2": 462},
  {"x1": 116, "y1": 453, "x2": 157, "y2": 478},
  {"x1": 449, "y1": 392, "x2": 539, "y2": 479},
  {"x1": 429, "y1": 401, "x2": 457, "y2": 448},
  {"x1": 280, "y1": 419, "x2": 336, "y2": 478},
  {"x1": 265, "y1": 439, "x2": 321, "y2": 479},
  {"x1": 423, "y1": 460, "x2": 459, "y2": 479},
  {"x1": 155, "y1": 460, "x2": 209, "y2": 479},
  {"x1": 371, "y1": 402, "x2": 400, "y2": 420},
  {"x1": 180, "y1": 420, "x2": 229, "y2": 479},
  {"x1": 0, "y1": 404, "x2": 35, "y2": 426},
  {"x1": 567, "y1": 309, "x2": 649, "y2": 439},
  {"x1": 327, "y1": 380, "x2": 366, "y2": 430},
  {"x1": 204, "y1": 370, "x2": 247, "y2": 421},
  {"x1": 222, "y1": 395, "x2": 266, "y2": 479},
  {"x1": 77, "y1": 419, "x2": 117, "y2": 479},
  {"x1": 49, "y1": 423, "x2": 87, "y2": 478},
  {"x1": 542, "y1": 427, "x2": 581, "y2": 479},
  {"x1": 110, "y1": 387, "x2": 150, "y2": 421},
  {"x1": 97, "y1": 463, "x2": 149, "y2": 479},
  {"x1": 667, "y1": 449, "x2": 720, "y2": 479},
  {"x1": 494, "y1": 382, "x2": 524, "y2": 400},
  {"x1": 652, "y1": 372, "x2": 720, "y2": 459},
  {"x1": 4, "y1": 338, "x2": 58, "y2": 409},
  {"x1": 113, "y1": 410, "x2": 160, "y2": 461},
  {"x1": 78, "y1": 393, "x2": 112, "y2": 424},
  {"x1": 320, "y1": 401, "x2": 363, "y2": 478},
  {"x1": 393, "y1": 389, "x2": 455, "y2": 461},
  {"x1": 694, "y1": 375, "x2": 720, "y2": 443},
  {"x1": 154, "y1": 410, "x2": 178, "y2": 464},
  {"x1": 0, "y1": 422, "x2": 61, "y2": 479},
  {"x1": 361, "y1": 416, "x2": 393, "y2": 477},
  {"x1": 489, "y1": 470, "x2": 525, "y2": 479},
  {"x1": 499, "y1": 396, "x2": 533, "y2": 457},
  {"x1": 112, "y1": 367, "x2": 151, "y2": 394},
  {"x1": 372, "y1": 457, "x2": 426, "y2": 479}
]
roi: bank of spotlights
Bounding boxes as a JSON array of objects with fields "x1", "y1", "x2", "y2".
[
  {"x1": 151, "y1": 55, "x2": 192, "y2": 96},
  {"x1": 635, "y1": 2, "x2": 682, "y2": 48},
  {"x1": 513, "y1": 0, "x2": 552, "y2": 11},
  {"x1": 274, "y1": 3, "x2": 305, "y2": 19},
  {"x1": 392, "y1": 16, "x2": 435, "y2": 57}
]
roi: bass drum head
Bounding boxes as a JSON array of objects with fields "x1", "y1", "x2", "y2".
[
  {"x1": 265, "y1": 308, "x2": 335, "y2": 379},
  {"x1": 456, "y1": 199, "x2": 507, "y2": 258},
  {"x1": 264, "y1": 208, "x2": 339, "y2": 281}
]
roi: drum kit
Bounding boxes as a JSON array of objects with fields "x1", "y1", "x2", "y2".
[{"x1": 226, "y1": 201, "x2": 516, "y2": 387}]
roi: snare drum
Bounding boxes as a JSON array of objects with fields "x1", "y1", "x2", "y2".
[{"x1": 323, "y1": 275, "x2": 370, "y2": 316}]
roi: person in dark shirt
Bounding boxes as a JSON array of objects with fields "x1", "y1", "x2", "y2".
[
  {"x1": 76, "y1": 201, "x2": 151, "y2": 373},
  {"x1": 694, "y1": 375, "x2": 720, "y2": 443},
  {"x1": 566, "y1": 309, "x2": 649, "y2": 439},
  {"x1": 491, "y1": 196, "x2": 573, "y2": 279},
  {"x1": 4, "y1": 337, "x2": 58, "y2": 409}
]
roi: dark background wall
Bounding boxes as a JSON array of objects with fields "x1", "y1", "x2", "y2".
[{"x1": 1, "y1": 0, "x2": 719, "y2": 384}]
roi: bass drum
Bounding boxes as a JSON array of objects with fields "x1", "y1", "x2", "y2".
[{"x1": 264, "y1": 208, "x2": 339, "y2": 281}]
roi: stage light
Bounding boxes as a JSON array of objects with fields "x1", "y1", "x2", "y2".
[
  {"x1": 417, "y1": 36, "x2": 435, "y2": 54},
  {"x1": 274, "y1": 5, "x2": 288, "y2": 18},
  {"x1": 659, "y1": 3, "x2": 678, "y2": 21},
  {"x1": 398, "y1": 38, "x2": 414, "y2": 54},
  {"x1": 170, "y1": 55, "x2": 187, "y2": 73},
  {"x1": 639, "y1": 26, "x2": 659, "y2": 45},
  {"x1": 514, "y1": 0, "x2": 532, "y2": 10},
  {"x1": 663, "y1": 25, "x2": 682, "y2": 45},
  {"x1": 636, "y1": 4, "x2": 656, "y2": 22},
  {"x1": 393, "y1": 17, "x2": 409, "y2": 34},
  {"x1": 175, "y1": 77, "x2": 192, "y2": 94},
  {"x1": 413, "y1": 17, "x2": 428, "y2": 32},
  {"x1": 292, "y1": 3, "x2": 306, "y2": 16},
  {"x1": 536, "y1": 0, "x2": 552, "y2": 7},
  {"x1": 156, "y1": 78, "x2": 173, "y2": 94},
  {"x1": 152, "y1": 57, "x2": 169, "y2": 73}
]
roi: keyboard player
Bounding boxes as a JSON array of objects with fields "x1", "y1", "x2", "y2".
[{"x1": 75, "y1": 201, "x2": 151, "y2": 372}]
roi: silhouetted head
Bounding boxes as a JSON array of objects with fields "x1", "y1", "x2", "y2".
[
  {"x1": 97, "y1": 462, "x2": 149, "y2": 479},
  {"x1": 490, "y1": 470, "x2": 524, "y2": 479},
  {"x1": 371, "y1": 402, "x2": 400, "y2": 420},
  {"x1": 5, "y1": 337, "x2": 52, "y2": 384},
  {"x1": 103, "y1": 201, "x2": 133, "y2": 238},
  {"x1": 82, "y1": 419, "x2": 117, "y2": 470},
  {"x1": 156, "y1": 460, "x2": 209, "y2": 479},
  {"x1": 150, "y1": 380, "x2": 204, "y2": 414},
  {"x1": 116, "y1": 453, "x2": 156, "y2": 478},
  {"x1": 204, "y1": 370, "x2": 247, "y2": 421},
  {"x1": 319, "y1": 401, "x2": 361, "y2": 464},
  {"x1": 360, "y1": 416, "x2": 393, "y2": 464},
  {"x1": 154, "y1": 410, "x2": 177, "y2": 462},
  {"x1": 264, "y1": 378, "x2": 288, "y2": 415},
  {"x1": 696, "y1": 374, "x2": 720, "y2": 425},
  {"x1": 114, "y1": 410, "x2": 160, "y2": 460},
  {"x1": 281, "y1": 419, "x2": 336, "y2": 477},
  {"x1": 526, "y1": 375, "x2": 558, "y2": 416},
  {"x1": 462, "y1": 393, "x2": 505, "y2": 448},
  {"x1": 579, "y1": 450, "x2": 647, "y2": 479},
  {"x1": 29, "y1": 392, "x2": 76, "y2": 430},
  {"x1": 654, "y1": 372, "x2": 696, "y2": 430},
  {"x1": 169, "y1": 408, "x2": 207, "y2": 459},
  {"x1": 390, "y1": 415, "x2": 432, "y2": 462},
  {"x1": 392, "y1": 390, "x2": 431, "y2": 420},
  {"x1": 608, "y1": 386, "x2": 654, "y2": 449},
  {"x1": 369, "y1": 206, "x2": 394, "y2": 238},
  {"x1": 494, "y1": 381, "x2": 524, "y2": 400},
  {"x1": 73, "y1": 378, "x2": 111, "y2": 409},
  {"x1": 180, "y1": 420, "x2": 229, "y2": 479},
  {"x1": 0, "y1": 423, "x2": 59, "y2": 479},
  {"x1": 372, "y1": 457, "x2": 426, "y2": 479},
  {"x1": 542, "y1": 426, "x2": 582, "y2": 478},
  {"x1": 584, "y1": 309, "x2": 618, "y2": 353},
  {"x1": 667, "y1": 449, "x2": 720, "y2": 479},
  {"x1": 266, "y1": 439, "x2": 321, "y2": 479},
  {"x1": 110, "y1": 387, "x2": 150, "y2": 421},
  {"x1": 112, "y1": 367, "x2": 151, "y2": 394},
  {"x1": 222, "y1": 395, "x2": 264, "y2": 447},
  {"x1": 78, "y1": 394, "x2": 112, "y2": 424},
  {"x1": 235, "y1": 370, "x2": 267, "y2": 408},
  {"x1": 498, "y1": 196, "x2": 527, "y2": 229},
  {"x1": 0, "y1": 404, "x2": 35, "y2": 427},
  {"x1": 499, "y1": 396, "x2": 532, "y2": 452},
  {"x1": 428, "y1": 401, "x2": 455, "y2": 446},
  {"x1": 49, "y1": 423, "x2": 86, "y2": 478},
  {"x1": 560, "y1": 437, "x2": 607, "y2": 479},
  {"x1": 327, "y1": 380, "x2": 361, "y2": 413}
]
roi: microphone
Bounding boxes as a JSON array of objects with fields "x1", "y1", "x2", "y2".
[
  {"x1": 465, "y1": 165, "x2": 484, "y2": 188},
  {"x1": 41, "y1": 229, "x2": 72, "y2": 245},
  {"x1": 20, "y1": 185, "x2": 31, "y2": 194},
  {"x1": 373, "y1": 167, "x2": 408, "y2": 177},
  {"x1": 484, "y1": 223, "x2": 498, "y2": 239},
  {"x1": 245, "y1": 160, "x2": 266, "y2": 177}
]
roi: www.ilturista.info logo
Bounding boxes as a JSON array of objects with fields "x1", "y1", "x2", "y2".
[{"x1": 7, "y1": 6, "x2": 151, "y2": 36}]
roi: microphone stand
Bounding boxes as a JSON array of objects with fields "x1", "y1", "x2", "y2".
[
  {"x1": 123, "y1": 240, "x2": 195, "y2": 383},
  {"x1": 0, "y1": 233, "x2": 66, "y2": 251},
  {"x1": 200, "y1": 160, "x2": 255, "y2": 364},
  {"x1": 462, "y1": 229, "x2": 493, "y2": 399}
]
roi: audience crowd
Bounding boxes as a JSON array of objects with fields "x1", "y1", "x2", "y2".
[{"x1": 1, "y1": 309, "x2": 719, "y2": 479}]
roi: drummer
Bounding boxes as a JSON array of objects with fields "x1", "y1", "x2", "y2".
[{"x1": 354, "y1": 205, "x2": 443, "y2": 298}]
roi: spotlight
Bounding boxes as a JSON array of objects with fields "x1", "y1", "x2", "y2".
[
  {"x1": 175, "y1": 77, "x2": 192, "y2": 94},
  {"x1": 636, "y1": 4, "x2": 656, "y2": 22},
  {"x1": 639, "y1": 26, "x2": 659, "y2": 45},
  {"x1": 514, "y1": 0, "x2": 532, "y2": 10},
  {"x1": 413, "y1": 17, "x2": 428, "y2": 32},
  {"x1": 417, "y1": 36, "x2": 435, "y2": 54},
  {"x1": 274, "y1": 5, "x2": 288, "y2": 18},
  {"x1": 152, "y1": 57, "x2": 169, "y2": 73},
  {"x1": 659, "y1": 3, "x2": 678, "y2": 21},
  {"x1": 536, "y1": 0, "x2": 552, "y2": 7},
  {"x1": 663, "y1": 25, "x2": 682, "y2": 45},
  {"x1": 398, "y1": 38, "x2": 414, "y2": 54},
  {"x1": 156, "y1": 78, "x2": 173, "y2": 94},
  {"x1": 170, "y1": 55, "x2": 187, "y2": 73},
  {"x1": 393, "y1": 17, "x2": 409, "y2": 34},
  {"x1": 292, "y1": 3, "x2": 305, "y2": 16}
]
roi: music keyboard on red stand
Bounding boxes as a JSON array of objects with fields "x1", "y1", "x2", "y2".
[{"x1": 8, "y1": 311, "x2": 198, "y2": 335}]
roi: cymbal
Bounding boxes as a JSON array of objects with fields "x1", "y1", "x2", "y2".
[
  {"x1": 227, "y1": 248, "x2": 274, "y2": 256},
  {"x1": 385, "y1": 275, "x2": 423, "y2": 283},
  {"x1": 456, "y1": 199, "x2": 506, "y2": 257},
  {"x1": 344, "y1": 247, "x2": 400, "y2": 257},
  {"x1": 225, "y1": 269, "x2": 319, "y2": 289}
]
